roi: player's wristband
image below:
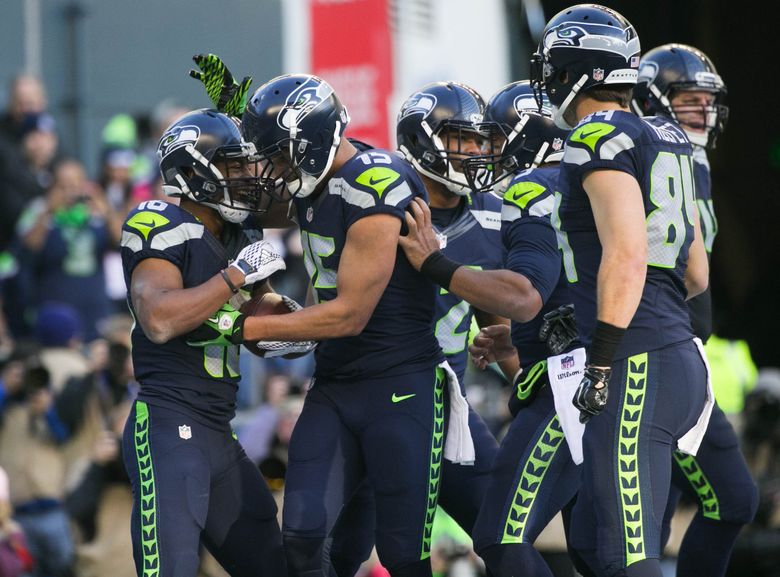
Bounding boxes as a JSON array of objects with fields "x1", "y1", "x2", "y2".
[
  {"x1": 220, "y1": 269, "x2": 239, "y2": 294},
  {"x1": 588, "y1": 321, "x2": 626, "y2": 367},
  {"x1": 420, "y1": 251, "x2": 461, "y2": 291}
]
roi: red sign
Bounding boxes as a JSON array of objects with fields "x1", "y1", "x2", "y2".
[{"x1": 310, "y1": 0, "x2": 393, "y2": 149}]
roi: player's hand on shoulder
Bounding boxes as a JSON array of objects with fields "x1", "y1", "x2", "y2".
[
  {"x1": 230, "y1": 240, "x2": 286, "y2": 286},
  {"x1": 398, "y1": 197, "x2": 441, "y2": 270}
]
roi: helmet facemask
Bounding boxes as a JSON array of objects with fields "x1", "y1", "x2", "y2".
[
  {"x1": 668, "y1": 88, "x2": 729, "y2": 149},
  {"x1": 161, "y1": 140, "x2": 268, "y2": 224},
  {"x1": 632, "y1": 45, "x2": 728, "y2": 150},
  {"x1": 404, "y1": 121, "x2": 490, "y2": 196}
]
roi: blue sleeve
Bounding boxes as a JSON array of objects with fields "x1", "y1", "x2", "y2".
[
  {"x1": 502, "y1": 217, "x2": 561, "y2": 304},
  {"x1": 341, "y1": 152, "x2": 425, "y2": 230},
  {"x1": 45, "y1": 405, "x2": 71, "y2": 443},
  {"x1": 120, "y1": 204, "x2": 202, "y2": 278},
  {"x1": 563, "y1": 118, "x2": 640, "y2": 183}
]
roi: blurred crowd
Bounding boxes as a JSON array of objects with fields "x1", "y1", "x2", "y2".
[{"x1": 0, "y1": 74, "x2": 778, "y2": 577}]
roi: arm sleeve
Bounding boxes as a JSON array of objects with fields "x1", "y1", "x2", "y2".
[{"x1": 503, "y1": 217, "x2": 561, "y2": 305}]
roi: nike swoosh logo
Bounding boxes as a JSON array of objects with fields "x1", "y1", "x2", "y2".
[
  {"x1": 578, "y1": 129, "x2": 600, "y2": 140},
  {"x1": 391, "y1": 393, "x2": 416, "y2": 403},
  {"x1": 134, "y1": 220, "x2": 158, "y2": 228},
  {"x1": 369, "y1": 176, "x2": 392, "y2": 186}
]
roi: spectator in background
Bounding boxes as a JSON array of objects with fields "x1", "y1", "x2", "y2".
[
  {"x1": 0, "y1": 112, "x2": 61, "y2": 252},
  {"x1": 61, "y1": 340, "x2": 136, "y2": 577},
  {"x1": 97, "y1": 146, "x2": 139, "y2": 313},
  {"x1": 0, "y1": 466, "x2": 34, "y2": 577},
  {"x1": 0, "y1": 75, "x2": 47, "y2": 145},
  {"x1": 16, "y1": 160, "x2": 123, "y2": 341},
  {"x1": 237, "y1": 373, "x2": 293, "y2": 467},
  {"x1": 0, "y1": 349, "x2": 75, "y2": 577},
  {"x1": 727, "y1": 368, "x2": 780, "y2": 577},
  {"x1": 33, "y1": 302, "x2": 90, "y2": 393},
  {"x1": 99, "y1": 147, "x2": 137, "y2": 215}
]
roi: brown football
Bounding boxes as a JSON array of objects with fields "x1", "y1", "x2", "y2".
[
  {"x1": 240, "y1": 292, "x2": 310, "y2": 359},
  {"x1": 241, "y1": 292, "x2": 290, "y2": 318}
]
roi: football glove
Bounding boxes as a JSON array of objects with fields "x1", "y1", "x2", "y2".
[
  {"x1": 248, "y1": 339, "x2": 318, "y2": 359},
  {"x1": 230, "y1": 240, "x2": 286, "y2": 287},
  {"x1": 228, "y1": 287, "x2": 252, "y2": 311},
  {"x1": 248, "y1": 295, "x2": 317, "y2": 357},
  {"x1": 572, "y1": 365, "x2": 611, "y2": 423},
  {"x1": 539, "y1": 303, "x2": 577, "y2": 355},
  {"x1": 185, "y1": 304, "x2": 245, "y2": 347},
  {"x1": 189, "y1": 54, "x2": 252, "y2": 116}
]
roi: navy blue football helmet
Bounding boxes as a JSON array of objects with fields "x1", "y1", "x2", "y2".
[
  {"x1": 531, "y1": 4, "x2": 640, "y2": 129},
  {"x1": 396, "y1": 81, "x2": 488, "y2": 195},
  {"x1": 157, "y1": 109, "x2": 265, "y2": 223},
  {"x1": 632, "y1": 44, "x2": 728, "y2": 148},
  {"x1": 241, "y1": 74, "x2": 350, "y2": 199},
  {"x1": 465, "y1": 80, "x2": 569, "y2": 194}
]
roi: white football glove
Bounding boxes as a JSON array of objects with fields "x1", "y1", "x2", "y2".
[
  {"x1": 230, "y1": 240, "x2": 286, "y2": 286},
  {"x1": 250, "y1": 339, "x2": 318, "y2": 358}
]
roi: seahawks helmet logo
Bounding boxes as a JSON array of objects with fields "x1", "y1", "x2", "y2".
[
  {"x1": 277, "y1": 77, "x2": 334, "y2": 131},
  {"x1": 399, "y1": 92, "x2": 437, "y2": 120},
  {"x1": 638, "y1": 61, "x2": 660, "y2": 84},
  {"x1": 158, "y1": 125, "x2": 200, "y2": 160},
  {"x1": 545, "y1": 23, "x2": 639, "y2": 60},
  {"x1": 513, "y1": 93, "x2": 551, "y2": 117}
]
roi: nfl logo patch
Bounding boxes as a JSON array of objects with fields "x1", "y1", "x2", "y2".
[
  {"x1": 178, "y1": 425, "x2": 192, "y2": 440},
  {"x1": 592, "y1": 68, "x2": 604, "y2": 81},
  {"x1": 552, "y1": 137, "x2": 563, "y2": 151},
  {"x1": 561, "y1": 355, "x2": 575, "y2": 369},
  {"x1": 630, "y1": 55, "x2": 640, "y2": 67},
  {"x1": 306, "y1": 207, "x2": 314, "y2": 222}
]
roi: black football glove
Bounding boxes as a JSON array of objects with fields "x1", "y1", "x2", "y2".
[
  {"x1": 189, "y1": 54, "x2": 252, "y2": 116},
  {"x1": 539, "y1": 303, "x2": 577, "y2": 355},
  {"x1": 185, "y1": 304, "x2": 246, "y2": 347},
  {"x1": 572, "y1": 365, "x2": 611, "y2": 423}
]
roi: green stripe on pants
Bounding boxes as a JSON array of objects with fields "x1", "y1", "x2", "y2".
[
  {"x1": 501, "y1": 414, "x2": 564, "y2": 543},
  {"x1": 620, "y1": 353, "x2": 648, "y2": 567},
  {"x1": 673, "y1": 451, "x2": 720, "y2": 520},
  {"x1": 420, "y1": 367, "x2": 446, "y2": 560},
  {"x1": 134, "y1": 401, "x2": 160, "y2": 577}
]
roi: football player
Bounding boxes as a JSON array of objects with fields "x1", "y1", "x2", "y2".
[
  {"x1": 633, "y1": 43, "x2": 758, "y2": 577},
  {"x1": 119, "y1": 109, "x2": 289, "y2": 577},
  {"x1": 223, "y1": 74, "x2": 470, "y2": 577},
  {"x1": 532, "y1": 5, "x2": 712, "y2": 576},
  {"x1": 399, "y1": 80, "x2": 581, "y2": 577},
  {"x1": 324, "y1": 81, "x2": 514, "y2": 577},
  {"x1": 398, "y1": 81, "x2": 516, "y2": 536}
]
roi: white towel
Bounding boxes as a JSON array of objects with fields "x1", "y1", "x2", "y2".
[
  {"x1": 547, "y1": 347, "x2": 587, "y2": 465},
  {"x1": 440, "y1": 361, "x2": 475, "y2": 465},
  {"x1": 677, "y1": 337, "x2": 715, "y2": 456}
]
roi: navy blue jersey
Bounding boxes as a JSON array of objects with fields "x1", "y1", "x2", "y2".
[
  {"x1": 686, "y1": 146, "x2": 716, "y2": 341},
  {"x1": 555, "y1": 111, "x2": 696, "y2": 358},
  {"x1": 120, "y1": 200, "x2": 260, "y2": 429},
  {"x1": 502, "y1": 166, "x2": 578, "y2": 369},
  {"x1": 433, "y1": 193, "x2": 503, "y2": 382},
  {"x1": 693, "y1": 147, "x2": 717, "y2": 254},
  {"x1": 293, "y1": 149, "x2": 443, "y2": 381}
]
